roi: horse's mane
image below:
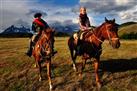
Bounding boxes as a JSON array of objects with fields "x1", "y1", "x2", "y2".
[
  {"x1": 41, "y1": 28, "x2": 53, "y2": 39},
  {"x1": 93, "y1": 23, "x2": 105, "y2": 34},
  {"x1": 83, "y1": 23, "x2": 105, "y2": 39},
  {"x1": 45, "y1": 28, "x2": 53, "y2": 33}
]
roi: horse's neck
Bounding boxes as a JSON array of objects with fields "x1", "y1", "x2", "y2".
[
  {"x1": 91, "y1": 24, "x2": 105, "y2": 46},
  {"x1": 38, "y1": 33, "x2": 47, "y2": 44},
  {"x1": 94, "y1": 24, "x2": 104, "y2": 38}
]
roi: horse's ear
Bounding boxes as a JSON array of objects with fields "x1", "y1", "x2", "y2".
[
  {"x1": 105, "y1": 17, "x2": 108, "y2": 22},
  {"x1": 112, "y1": 18, "x2": 115, "y2": 23}
]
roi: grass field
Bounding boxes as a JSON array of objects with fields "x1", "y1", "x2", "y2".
[{"x1": 0, "y1": 37, "x2": 137, "y2": 91}]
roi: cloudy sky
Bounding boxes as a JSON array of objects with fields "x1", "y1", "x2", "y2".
[{"x1": 0, "y1": 0, "x2": 137, "y2": 32}]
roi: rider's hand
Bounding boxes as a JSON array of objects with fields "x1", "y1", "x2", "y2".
[{"x1": 87, "y1": 27, "x2": 92, "y2": 30}]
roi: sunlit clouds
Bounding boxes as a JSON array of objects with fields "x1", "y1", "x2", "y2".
[{"x1": 0, "y1": 0, "x2": 137, "y2": 32}]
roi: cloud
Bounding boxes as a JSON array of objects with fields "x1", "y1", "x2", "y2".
[
  {"x1": 79, "y1": 0, "x2": 137, "y2": 23},
  {"x1": 118, "y1": 5, "x2": 137, "y2": 21},
  {"x1": 1, "y1": 0, "x2": 136, "y2": 33},
  {"x1": 45, "y1": 7, "x2": 78, "y2": 24},
  {"x1": 79, "y1": 0, "x2": 136, "y2": 13},
  {"x1": 115, "y1": 0, "x2": 130, "y2": 5},
  {"x1": 0, "y1": 0, "x2": 33, "y2": 30},
  {"x1": 26, "y1": 9, "x2": 48, "y2": 16},
  {"x1": 0, "y1": 0, "x2": 78, "y2": 32},
  {"x1": 0, "y1": 0, "x2": 51, "y2": 31}
]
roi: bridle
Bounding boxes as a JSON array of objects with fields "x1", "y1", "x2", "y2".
[
  {"x1": 105, "y1": 24, "x2": 119, "y2": 45},
  {"x1": 91, "y1": 23, "x2": 119, "y2": 44},
  {"x1": 40, "y1": 32, "x2": 52, "y2": 56},
  {"x1": 88, "y1": 23, "x2": 119, "y2": 56}
]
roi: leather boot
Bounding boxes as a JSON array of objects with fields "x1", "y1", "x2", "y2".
[
  {"x1": 50, "y1": 40, "x2": 57, "y2": 56},
  {"x1": 26, "y1": 41, "x2": 34, "y2": 57},
  {"x1": 76, "y1": 44, "x2": 81, "y2": 55}
]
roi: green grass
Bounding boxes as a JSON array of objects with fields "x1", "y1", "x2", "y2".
[{"x1": 0, "y1": 38, "x2": 137, "y2": 91}]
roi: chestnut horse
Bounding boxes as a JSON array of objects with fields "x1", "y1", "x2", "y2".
[
  {"x1": 32, "y1": 28, "x2": 54, "y2": 90},
  {"x1": 68, "y1": 18, "x2": 120, "y2": 88}
]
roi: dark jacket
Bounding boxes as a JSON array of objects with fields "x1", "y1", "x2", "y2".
[
  {"x1": 79, "y1": 14, "x2": 91, "y2": 30},
  {"x1": 32, "y1": 18, "x2": 49, "y2": 33}
]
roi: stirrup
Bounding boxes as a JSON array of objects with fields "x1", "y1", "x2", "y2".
[
  {"x1": 51, "y1": 50, "x2": 57, "y2": 56},
  {"x1": 25, "y1": 49, "x2": 32, "y2": 57},
  {"x1": 25, "y1": 52, "x2": 32, "y2": 57}
]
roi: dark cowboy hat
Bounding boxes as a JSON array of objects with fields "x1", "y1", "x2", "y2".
[{"x1": 34, "y1": 13, "x2": 42, "y2": 18}]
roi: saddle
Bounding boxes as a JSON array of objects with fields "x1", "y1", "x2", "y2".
[{"x1": 73, "y1": 30, "x2": 93, "y2": 41}]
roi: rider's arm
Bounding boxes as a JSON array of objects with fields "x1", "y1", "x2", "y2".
[
  {"x1": 32, "y1": 22, "x2": 37, "y2": 32},
  {"x1": 86, "y1": 17, "x2": 91, "y2": 28}
]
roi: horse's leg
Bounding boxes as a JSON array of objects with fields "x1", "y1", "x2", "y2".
[
  {"x1": 46, "y1": 59, "x2": 52, "y2": 90},
  {"x1": 37, "y1": 61, "x2": 42, "y2": 81},
  {"x1": 82, "y1": 53, "x2": 89, "y2": 70},
  {"x1": 82, "y1": 58, "x2": 87, "y2": 71},
  {"x1": 78, "y1": 56, "x2": 87, "y2": 77},
  {"x1": 94, "y1": 58, "x2": 102, "y2": 89},
  {"x1": 35, "y1": 57, "x2": 42, "y2": 81},
  {"x1": 71, "y1": 50, "x2": 77, "y2": 71},
  {"x1": 68, "y1": 38, "x2": 77, "y2": 72}
]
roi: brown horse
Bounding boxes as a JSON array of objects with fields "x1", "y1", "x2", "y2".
[
  {"x1": 68, "y1": 17, "x2": 120, "y2": 88},
  {"x1": 32, "y1": 28, "x2": 54, "y2": 90}
]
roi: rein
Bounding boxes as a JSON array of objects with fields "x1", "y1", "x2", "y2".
[
  {"x1": 92, "y1": 34, "x2": 103, "y2": 43},
  {"x1": 82, "y1": 29, "x2": 103, "y2": 56},
  {"x1": 89, "y1": 28, "x2": 103, "y2": 43},
  {"x1": 90, "y1": 23, "x2": 119, "y2": 45},
  {"x1": 105, "y1": 25, "x2": 119, "y2": 45},
  {"x1": 38, "y1": 32, "x2": 51, "y2": 56}
]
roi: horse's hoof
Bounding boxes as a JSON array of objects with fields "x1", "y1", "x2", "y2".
[
  {"x1": 73, "y1": 64, "x2": 77, "y2": 72},
  {"x1": 39, "y1": 77, "x2": 42, "y2": 81},
  {"x1": 73, "y1": 67, "x2": 77, "y2": 72},
  {"x1": 32, "y1": 63, "x2": 37, "y2": 68},
  {"x1": 49, "y1": 84, "x2": 53, "y2": 90},
  {"x1": 78, "y1": 73, "x2": 82, "y2": 77},
  {"x1": 96, "y1": 82, "x2": 102, "y2": 90}
]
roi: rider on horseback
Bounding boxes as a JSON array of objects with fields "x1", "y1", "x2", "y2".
[
  {"x1": 26, "y1": 13, "x2": 57, "y2": 57},
  {"x1": 79, "y1": 7, "x2": 91, "y2": 34},
  {"x1": 76, "y1": 7, "x2": 92, "y2": 54}
]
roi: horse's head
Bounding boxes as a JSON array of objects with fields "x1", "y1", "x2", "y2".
[
  {"x1": 40, "y1": 28, "x2": 54, "y2": 56},
  {"x1": 101, "y1": 17, "x2": 120, "y2": 48},
  {"x1": 44, "y1": 28, "x2": 55, "y2": 40}
]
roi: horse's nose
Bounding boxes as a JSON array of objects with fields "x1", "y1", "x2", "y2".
[
  {"x1": 116, "y1": 39, "x2": 120, "y2": 48},
  {"x1": 111, "y1": 38, "x2": 120, "y2": 49},
  {"x1": 114, "y1": 39, "x2": 120, "y2": 48}
]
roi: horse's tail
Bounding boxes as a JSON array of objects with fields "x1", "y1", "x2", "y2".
[
  {"x1": 68, "y1": 36, "x2": 74, "y2": 50},
  {"x1": 68, "y1": 36, "x2": 77, "y2": 60}
]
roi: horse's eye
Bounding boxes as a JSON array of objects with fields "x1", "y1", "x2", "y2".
[{"x1": 111, "y1": 27, "x2": 118, "y2": 32}]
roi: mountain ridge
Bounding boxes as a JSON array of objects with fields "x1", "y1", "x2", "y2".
[{"x1": 0, "y1": 20, "x2": 137, "y2": 39}]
